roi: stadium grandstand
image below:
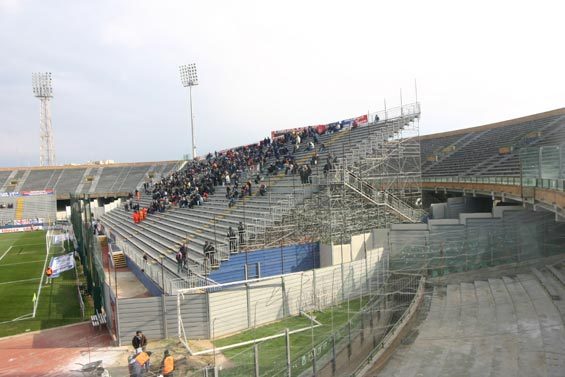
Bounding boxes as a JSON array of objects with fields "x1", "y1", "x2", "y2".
[
  {"x1": 2, "y1": 104, "x2": 564, "y2": 376},
  {"x1": 0, "y1": 160, "x2": 183, "y2": 199},
  {"x1": 0, "y1": 160, "x2": 183, "y2": 224},
  {"x1": 83, "y1": 104, "x2": 564, "y2": 375}
]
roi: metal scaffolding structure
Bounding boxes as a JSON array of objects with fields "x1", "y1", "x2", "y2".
[
  {"x1": 32, "y1": 72, "x2": 55, "y2": 166},
  {"x1": 263, "y1": 103, "x2": 424, "y2": 245}
]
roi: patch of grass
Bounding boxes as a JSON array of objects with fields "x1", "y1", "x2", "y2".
[
  {"x1": 0, "y1": 231, "x2": 90, "y2": 338},
  {"x1": 212, "y1": 297, "x2": 368, "y2": 376}
]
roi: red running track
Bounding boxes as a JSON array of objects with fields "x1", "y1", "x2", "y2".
[{"x1": 0, "y1": 322, "x2": 112, "y2": 377}]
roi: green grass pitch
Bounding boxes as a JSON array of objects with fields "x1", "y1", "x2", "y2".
[{"x1": 0, "y1": 230, "x2": 86, "y2": 338}]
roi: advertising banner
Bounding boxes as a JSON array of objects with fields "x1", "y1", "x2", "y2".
[
  {"x1": 13, "y1": 219, "x2": 44, "y2": 226},
  {"x1": 271, "y1": 126, "x2": 309, "y2": 139},
  {"x1": 21, "y1": 189, "x2": 54, "y2": 196},
  {"x1": 0, "y1": 225, "x2": 44, "y2": 233},
  {"x1": 49, "y1": 252, "x2": 75, "y2": 278},
  {"x1": 354, "y1": 114, "x2": 368, "y2": 126},
  {"x1": 270, "y1": 113, "x2": 369, "y2": 139},
  {"x1": 0, "y1": 189, "x2": 54, "y2": 198},
  {"x1": 52, "y1": 233, "x2": 70, "y2": 244}
]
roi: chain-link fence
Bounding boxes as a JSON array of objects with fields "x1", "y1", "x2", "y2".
[{"x1": 180, "y1": 273, "x2": 423, "y2": 377}]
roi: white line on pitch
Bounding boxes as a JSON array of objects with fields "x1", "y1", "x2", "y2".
[
  {"x1": 0, "y1": 260, "x2": 45, "y2": 267},
  {"x1": 0, "y1": 277, "x2": 41, "y2": 285},
  {"x1": 8, "y1": 243, "x2": 45, "y2": 247},
  {"x1": 0, "y1": 313, "x2": 33, "y2": 325},
  {"x1": 0, "y1": 246, "x2": 13, "y2": 263}
]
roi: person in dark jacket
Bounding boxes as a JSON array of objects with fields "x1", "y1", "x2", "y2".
[
  {"x1": 227, "y1": 227, "x2": 237, "y2": 253},
  {"x1": 132, "y1": 330, "x2": 148, "y2": 354},
  {"x1": 238, "y1": 222, "x2": 246, "y2": 247}
]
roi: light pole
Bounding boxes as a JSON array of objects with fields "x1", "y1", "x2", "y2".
[
  {"x1": 32, "y1": 72, "x2": 55, "y2": 166},
  {"x1": 179, "y1": 64, "x2": 199, "y2": 160}
]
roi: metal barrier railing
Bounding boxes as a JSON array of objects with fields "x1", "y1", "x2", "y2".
[{"x1": 421, "y1": 175, "x2": 565, "y2": 192}]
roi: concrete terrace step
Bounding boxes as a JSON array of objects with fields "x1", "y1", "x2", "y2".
[
  {"x1": 517, "y1": 273, "x2": 565, "y2": 377},
  {"x1": 104, "y1": 212, "x2": 207, "y2": 262},
  {"x1": 502, "y1": 275, "x2": 546, "y2": 377},
  {"x1": 380, "y1": 269, "x2": 565, "y2": 377},
  {"x1": 531, "y1": 267, "x2": 561, "y2": 300},
  {"x1": 547, "y1": 264, "x2": 565, "y2": 286}
]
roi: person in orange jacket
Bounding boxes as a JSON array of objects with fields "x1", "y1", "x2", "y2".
[
  {"x1": 129, "y1": 350, "x2": 152, "y2": 376},
  {"x1": 133, "y1": 211, "x2": 139, "y2": 224},
  {"x1": 160, "y1": 349, "x2": 174, "y2": 376}
]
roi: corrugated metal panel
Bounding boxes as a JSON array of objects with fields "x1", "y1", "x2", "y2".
[
  {"x1": 313, "y1": 268, "x2": 341, "y2": 309},
  {"x1": 209, "y1": 243, "x2": 320, "y2": 283},
  {"x1": 118, "y1": 294, "x2": 210, "y2": 344},
  {"x1": 118, "y1": 297, "x2": 163, "y2": 344},
  {"x1": 118, "y1": 248, "x2": 387, "y2": 341},
  {"x1": 294, "y1": 271, "x2": 315, "y2": 312},
  {"x1": 165, "y1": 294, "x2": 209, "y2": 339},
  {"x1": 281, "y1": 274, "x2": 304, "y2": 316},
  {"x1": 248, "y1": 279, "x2": 285, "y2": 326},
  {"x1": 208, "y1": 287, "x2": 248, "y2": 336}
]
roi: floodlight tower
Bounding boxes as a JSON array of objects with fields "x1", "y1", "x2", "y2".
[
  {"x1": 32, "y1": 72, "x2": 55, "y2": 166},
  {"x1": 179, "y1": 64, "x2": 199, "y2": 160}
]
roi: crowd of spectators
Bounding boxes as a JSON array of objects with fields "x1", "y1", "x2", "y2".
[
  {"x1": 131, "y1": 124, "x2": 331, "y2": 216},
  {"x1": 117, "y1": 121, "x2": 359, "y2": 275}
]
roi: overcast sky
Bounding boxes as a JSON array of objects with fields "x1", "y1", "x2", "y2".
[{"x1": 0, "y1": 0, "x2": 563, "y2": 167}]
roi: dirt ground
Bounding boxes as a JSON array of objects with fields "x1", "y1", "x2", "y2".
[{"x1": 0, "y1": 323, "x2": 239, "y2": 377}]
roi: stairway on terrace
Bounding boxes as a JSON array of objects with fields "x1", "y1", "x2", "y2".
[
  {"x1": 421, "y1": 132, "x2": 476, "y2": 172},
  {"x1": 422, "y1": 131, "x2": 488, "y2": 175}
]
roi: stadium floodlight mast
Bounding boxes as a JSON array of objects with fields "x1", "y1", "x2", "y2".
[
  {"x1": 32, "y1": 72, "x2": 56, "y2": 166},
  {"x1": 179, "y1": 63, "x2": 199, "y2": 160}
]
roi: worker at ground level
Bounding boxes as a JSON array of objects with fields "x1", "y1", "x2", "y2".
[
  {"x1": 129, "y1": 350, "x2": 152, "y2": 377},
  {"x1": 160, "y1": 349, "x2": 175, "y2": 376}
]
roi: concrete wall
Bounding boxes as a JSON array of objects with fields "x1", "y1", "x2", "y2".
[
  {"x1": 386, "y1": 205, "x2": 565, "y2": 274},
  {"x1": 320, "y1": 231, "x2": 386, "y2": 267}
]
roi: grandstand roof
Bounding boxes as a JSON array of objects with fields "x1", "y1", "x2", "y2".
[{"x1": 420, "y1": 107, "x2": 565, "y2": 141}]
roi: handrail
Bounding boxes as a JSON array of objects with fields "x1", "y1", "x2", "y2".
[
  {"x1": 369, "y1": 102, "x2": 421, "y2": 123},
  {"x1": 421, "y1": 175, "x2": 564, "y2": 192},
  {"x1": 338, "y1": 116, "x2": 420, "y2": 174},
  {"x1": 329, "y1": 168, "x2": 425, "y2": 222}
]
